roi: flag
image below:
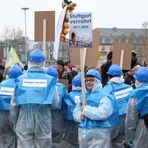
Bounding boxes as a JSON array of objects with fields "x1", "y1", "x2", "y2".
[
  {"x1": 53, "y1": 6, "x2": 67, "y2": 60},
  {"x1": 5, "y1": 47, "x2": 21, "y2": 68}
]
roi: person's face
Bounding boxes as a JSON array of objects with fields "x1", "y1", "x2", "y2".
[
  {"x1": 75, "y1": 65, "x2": 81, "y2": 72},
  {"x1": 1, "y1": 59, "x2": 6, "y2": 67},
  {"x1": 85, "y1": 76, "x2": 95, "y2": 91},
  {"x1": 56, "y1": 64, "x2": 62, "y2": 71}
]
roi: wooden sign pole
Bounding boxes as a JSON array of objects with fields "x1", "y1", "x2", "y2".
[
  {"x1": 43, "y1": 19, "x2": 47, "y2": 57},
  {"x1": 120, "y1": 50, "x2": 124, "y2": 69},
  {"x1": 80, "y1": 48, "x2": 87, "y2": 106}
]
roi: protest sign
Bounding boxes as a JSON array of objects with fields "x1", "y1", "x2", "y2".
[
  {"x1": 35, "y1": 11, "x2": 55, "y2": 42},
  {"x1": 70, "y1": 29, "x2": 100, "y2": 66},
  {"x1": 69, "y1": 12, "x2": 92, "y2": 48},
  {"x1": 70, "y1": 29, "x2": 99, "y2": 66},
  {"x1": 98, "y1": 51, "x2": 107, "y2": 62},
  {"x1": 112, "y1": 43, "x2": 133, "y2": 70}
]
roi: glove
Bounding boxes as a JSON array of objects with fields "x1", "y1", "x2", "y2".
[{"x1": 124, "y1": 140, "x2": 133, "y2": 148}]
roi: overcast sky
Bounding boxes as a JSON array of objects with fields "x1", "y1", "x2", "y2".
[{"x1": 0, "y1": 0, "x2": 148, "y2": 40}]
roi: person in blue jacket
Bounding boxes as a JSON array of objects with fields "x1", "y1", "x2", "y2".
[
  {"x1": 64, "y1": 74, "x2": 81, "y2": 148},
  {"x1": 47, "y1": 66, "x2": 69, "y2": 148},
  {"x1": 103, "y1": 64, "x2": 133, "y2": 148},
  {"x1": 0, "y1": 65, "x2": 22, "y2": 148},
  {"x1": 125, "y1": 67, "x2": 148, "y2": 148},
  {"x1": 10, "y1": 48, "x2": 57, "y2": 148},
  {"x1": 73, "y1": 69, "x2": 119, "y2": 148}
]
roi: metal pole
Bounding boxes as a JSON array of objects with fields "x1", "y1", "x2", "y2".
[{"x1": 21, "y1": 7, "x2": 29, "y2": 64}]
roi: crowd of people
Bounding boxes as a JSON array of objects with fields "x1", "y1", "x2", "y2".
[{"x1": 0, "y1": 48, "x2": 148, "y2": 148}]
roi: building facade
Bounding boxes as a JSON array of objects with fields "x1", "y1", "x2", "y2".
[{"x1": 0, "y1": 27, "x2": 148, "y2": 65}]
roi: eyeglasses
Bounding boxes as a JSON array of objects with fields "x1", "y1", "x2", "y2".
[{"x1": 85, "y1": 79, "x2": 94, "y2": 82}]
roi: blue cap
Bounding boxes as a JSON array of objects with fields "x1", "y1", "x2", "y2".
[
  {"x1": 134, "y1": 67, "x2": 148, "y2": 82},
  {"x1": 8, "y1": 65, "x2": 22, "y2": 78},
  {"x1": 47, "y1": 66, "x2": 58, "y2": 79},
  {"x1": 107, "y1": 64, "x2": 123, "y2": 76},
  {"x1": 28, "y1": 48, "x2": 45, "y2": 63},
  {"x1": 85, "y1": 69, "x2": 101, "y2": 80},
  {"x1": 72, "y1": 74, "x2": 81, "y2": 87}
]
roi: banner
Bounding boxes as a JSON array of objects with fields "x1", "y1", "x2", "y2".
[
  {"x1": 5, "y1": 47, "x2": 21, "y2": 68},
  {"x1": 69, "y1": 12, "x2": 92, "y2": 48},
  {"x1": 53, "y1": 6, "x2": 67, "y2": 60}
]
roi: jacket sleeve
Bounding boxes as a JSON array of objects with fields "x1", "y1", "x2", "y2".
[
  {"x1": 125, "y1": 97, "x2": 139, "y2": 141},
  {"x1": 10, "y1": 92, "x2": 20, "y2": 125},
  {"x1": 52, "y1": 86, "x2": 60, "y2": 109},
  {"x1": 73, "y1": 103, "x2": 83, "y2": 123},
  {"x1": 83, "y1": 96, "x2": 113, "y2": 120}
]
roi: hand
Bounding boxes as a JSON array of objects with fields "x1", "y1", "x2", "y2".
[
  {"x1": 124, "y1": 140, "x2": 133, "y2": 148},
  {"x1": 80, "y1": 114, "x2": 85, "y2": 120}
]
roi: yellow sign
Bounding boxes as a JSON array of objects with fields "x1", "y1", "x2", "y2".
[{"x1": 98, "y1": 51, "x2": 107, "y2": 61}]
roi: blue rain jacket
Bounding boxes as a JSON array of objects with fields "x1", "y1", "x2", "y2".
[
  {"x1": 0, "y1": 79, "x2": 16, "y2": 110},
  {"x1": 16, "y1": 71, "x2": 56, "y2": 105}
]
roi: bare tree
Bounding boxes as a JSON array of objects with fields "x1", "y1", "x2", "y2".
[
  {"x1": 1, "y1": 26, "x2": 25, "y2": 49},
  {"x1": 0, "y1": 26, "x2": 27, "y2": 62},
  {"x1": 142, "y1": 22, "x2": 148, "y2": 37}
]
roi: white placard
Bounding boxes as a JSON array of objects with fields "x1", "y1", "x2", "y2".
[
  {"x1": 69, "y1": 12, "x2": 92, "y2": 48},
  {"x1": 0, "y1": 87, "x2": 14, "y2": 96},
  {"x1": 74, "y1": 96, "x2": 80, "y2": 104},
  {"x1": 114, "y1": 87, "x2": 133, "y2": 100},
  {"x1": 23, "y1": 79, "x2": 47, "y2": 87}
]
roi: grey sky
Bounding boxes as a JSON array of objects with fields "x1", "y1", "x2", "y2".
[{"x1": 0, "y1": 0, "x2": 148, "y2": 40}]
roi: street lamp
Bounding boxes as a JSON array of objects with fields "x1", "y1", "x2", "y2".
[{"x1": 21, "y1": 7, "x2": 29, "y2": 64}]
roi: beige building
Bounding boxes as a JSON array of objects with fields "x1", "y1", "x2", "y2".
[
  {"x1": 1, "y1": 27, "x2": 148, "y2": 65},
  {"x1": 98, "y1": 27, "x2": 148, "y2": 65}
]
